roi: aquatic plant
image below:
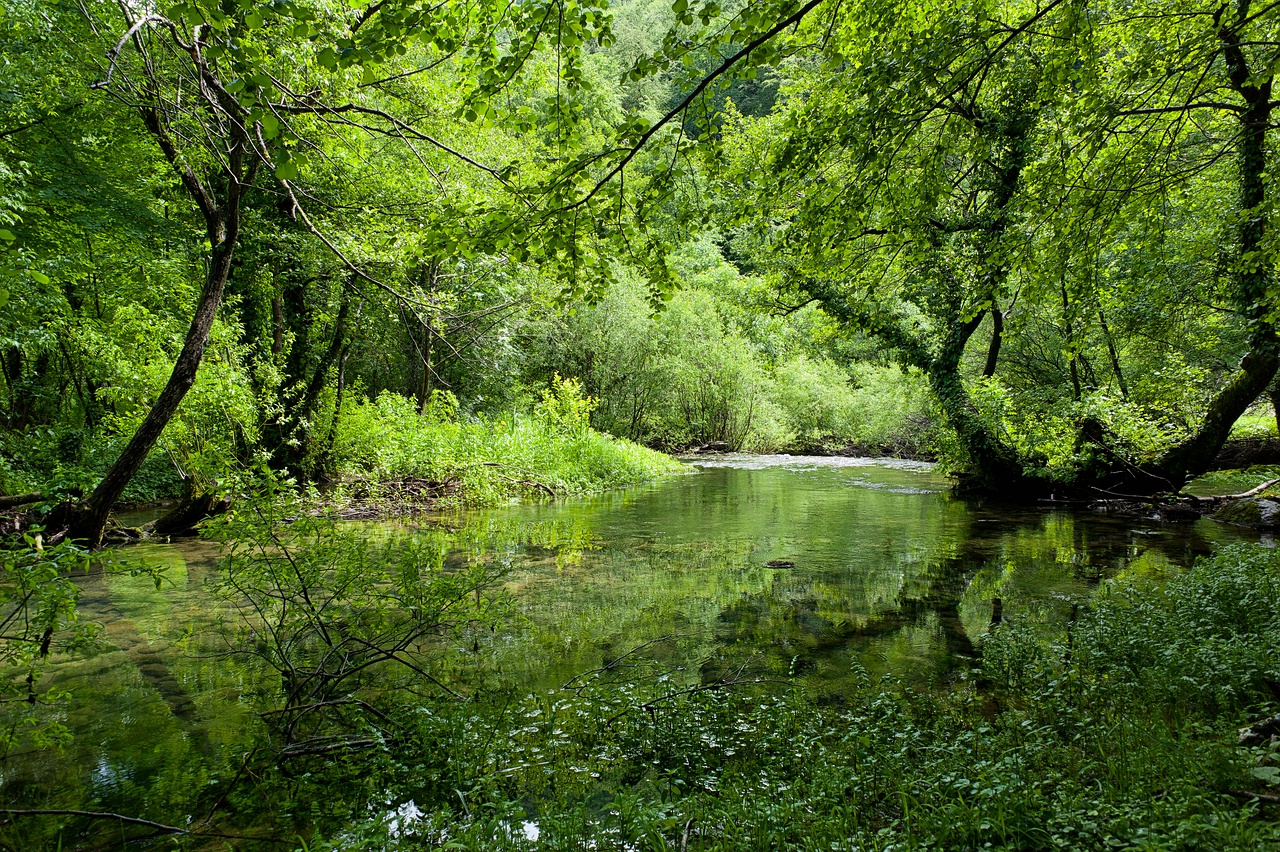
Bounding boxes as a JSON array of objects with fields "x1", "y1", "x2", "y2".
[{"x1": 290, "y1": 544, "x2": 1280, "y2": 851}]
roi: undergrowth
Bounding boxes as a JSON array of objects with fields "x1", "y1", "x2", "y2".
[
  {"x1": 325, "y1": 380, "x2": 684, "y2": 505},
  {"x1": 272, "y1": 544, "x2": 1280, "y2": 851}
]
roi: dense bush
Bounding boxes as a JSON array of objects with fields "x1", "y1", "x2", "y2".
[
  {"x1": 540, "y1": 272, "x2": 943, "y2": 457},
  {"x1": 325, "y1": 383, "x2": 683, "y2": 503}
]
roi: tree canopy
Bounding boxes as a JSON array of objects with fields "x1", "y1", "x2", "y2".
[{"x1": 3, "y1": 0, "x2": 1280, "y2": 537}]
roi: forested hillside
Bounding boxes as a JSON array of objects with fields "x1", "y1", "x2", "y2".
[{"x1": 4, "y1": 0, "x2": 1279, "y2": 538}]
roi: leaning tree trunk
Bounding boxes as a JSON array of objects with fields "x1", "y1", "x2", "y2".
[
  {"x1": 52, "y1": 235, "x2": 239, "y2": 547},
  {"x1": 1144, "y1": 22, "x2": 1278, "y2": 490},
  {"x1": 48, "y1": 77, "x2": 250, "y2": 546}
]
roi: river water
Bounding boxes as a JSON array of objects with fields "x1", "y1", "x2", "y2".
[{"x1": 4, "y1": 455, "x2": 1262, "y2": 844}]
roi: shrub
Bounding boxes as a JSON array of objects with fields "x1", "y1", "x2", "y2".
[{"x1": 325, "y1": 388, "x2": 682, "y2": 503}]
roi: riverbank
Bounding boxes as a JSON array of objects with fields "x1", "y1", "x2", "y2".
[{"x1": 0, "y1": 396, "x2": 685, "y2": 539}]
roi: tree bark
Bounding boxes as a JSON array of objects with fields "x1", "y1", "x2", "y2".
[
  {"x1": 1146, "y1": 16, "x2": 1277, "y2": 489},
  {"x1": 1151, "y1": 346, "x2": 1279, "y2": 487},
  {"x1": 1098, "y1": 308, "x2": 1127, "y2": 398},
  {"x1": 982, "y1": 304, "x2": 1003, "y2": 378},
  {"x1": 1270, "y1": 377, "x2": 1280, "y2": 437}
]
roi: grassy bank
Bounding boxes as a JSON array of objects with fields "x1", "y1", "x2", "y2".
[
  {"x1": 0, "y1": 379, "x2": 683, "y2": 518},
  {"x1": 325, "y1": 382, "x2": 685, "y2": 506}
]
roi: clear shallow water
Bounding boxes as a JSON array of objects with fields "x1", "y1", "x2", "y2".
[{"x1": 6, "y1": 457, "x2": 1262, "y2": 843}]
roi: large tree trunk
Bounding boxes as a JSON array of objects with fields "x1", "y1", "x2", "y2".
[
  {"x1": 928, "y1": 314, "x2": 1027, "y2": 492},
  {"x1": 1142, "y1": 20, "x2": 1277, "y2": 491},
  {"x1": 51, "y1": 238, "x2": 238, "y2": 546},
  {"x1": 1149, "y1": 346, "x2": 1279, "y2": 488},
  {"x1": 1270, "y1": 378, "x2": 1280, "y2": 438}
]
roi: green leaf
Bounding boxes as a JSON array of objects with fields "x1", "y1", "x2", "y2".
[
  {"x1": 260, "y1": 112, "x2": 280, "y2": 139},
  {"x1": 0, "y1": 229, "x2": 14, "y2": 243},
  {"x1": 275, "y1": 157, "x2": 299, "y2": 180},
  {"x1": 1251, "y1": 766, "x2": 1280, "y2": 785},
  {"x1": 0, "y1": 289, "x2": 8, "y2": 308},
  {"x1": 29, "y1": 271, "x2": 50, "y2": 285}
]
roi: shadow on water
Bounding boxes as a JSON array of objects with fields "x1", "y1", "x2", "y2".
[{"x1": 75, "y1": 571, "x2": 201, "y2": 723}]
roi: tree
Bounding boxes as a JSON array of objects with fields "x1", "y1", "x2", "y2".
[
  {"x1": 721, "y1": 0, "x2": 1075, "y2": 490},
  {"x1": 1078, "y1": 0, "x2": 1280, "y2": 488},
  {"x1": 722, "y1": 0, "x2": 1280, "y2": 493},
  {"x1": 44, "y1": 0, "x2": 615, "y2": 545}
]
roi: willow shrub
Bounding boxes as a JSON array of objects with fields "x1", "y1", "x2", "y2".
[{"x1": 325, "y1": 382, "x2": 683, "y2": 504}]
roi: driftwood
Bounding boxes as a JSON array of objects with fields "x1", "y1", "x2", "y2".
[
  {"x1": 1188, "y1": 478, "x2": 1280, "y2": 507},
  {"x1": 0, "y1": 808, "x2": 188, "y2": 834},
  {"x1": 481, "y1": 462, "x2": 557, "y2": 497},
  {"x1": 1239, "y1": 680, "x2": 1280, "y2": 746},
  {"x1": 1224, "y1": 789, "x2": 1280, "y2": 805},
  {"x1": 144, "y1": 490, "x2": 231, "y2": 537},
  {"x1": 1075, "y1": 478, "x2": 1280, "y2": 522}
]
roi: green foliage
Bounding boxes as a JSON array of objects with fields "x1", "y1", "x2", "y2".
[
  {"x1": 966, "y1": 385, "x2": 1186, "y2": 483},
  {"x1": 292, "y1": 544, "x2": 1280, "y2": 851},
  {"x1": 534, "y1": 374, "x2": 596, "y2": 435},
  {"x1": 535, "y1": 262, "x2": 942, "y2": 456},
  {"x1": 326, "y1": 390, "x2": 682, "y2": 502}
]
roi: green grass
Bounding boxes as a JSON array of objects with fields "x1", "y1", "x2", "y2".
[
  {"x1": 1185, "y1": 464, "x2": 1280, "y2": 497},
  {"x1": 327, "y1": 389, "x2": 684, "y2": 504},
  {"x1": 1230, "y1": 408, "x2": 1279, "y2": 440}
]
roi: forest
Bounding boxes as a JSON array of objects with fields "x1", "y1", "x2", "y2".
[{"x1": 2, "y1": 0, "x2": 1280, "y2": 848}]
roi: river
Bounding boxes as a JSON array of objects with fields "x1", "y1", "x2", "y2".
[{"x1": 4, "y1": 455, "x2": 1261, "y2": 846}]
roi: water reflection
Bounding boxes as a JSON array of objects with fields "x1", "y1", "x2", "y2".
[
  {"x1": 2, "y1": 457, "x2": 1260, "y2": 848},
  {"x1": 461, "y1": 460, "x2": 1243, "y2": 695}
]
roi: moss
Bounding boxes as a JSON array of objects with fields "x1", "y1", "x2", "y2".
[{"x1": 1213, "y1": 495, "x2": 1280, "y2": 528}]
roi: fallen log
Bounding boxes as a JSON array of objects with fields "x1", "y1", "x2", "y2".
[{"x1": 0, "y1": 492, "x2": 43, "y2": 510}]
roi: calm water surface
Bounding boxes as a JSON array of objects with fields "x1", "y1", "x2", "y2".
[{"x1": 7, "y1": 455, "x2": 1262, "y2": 837}]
